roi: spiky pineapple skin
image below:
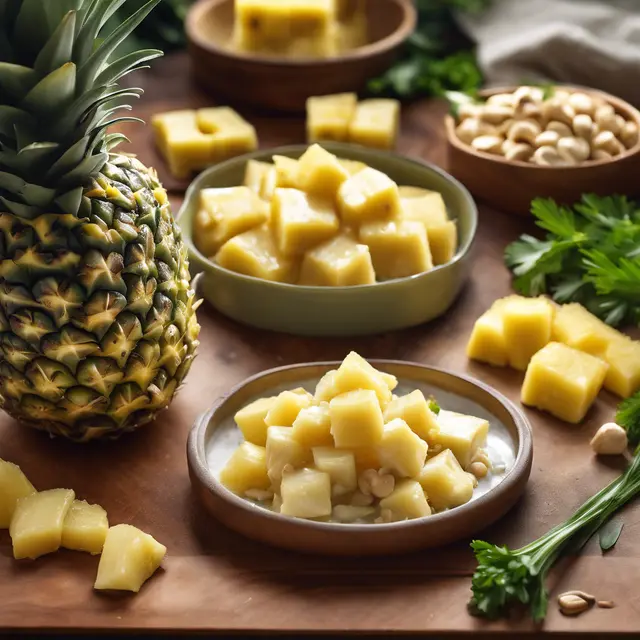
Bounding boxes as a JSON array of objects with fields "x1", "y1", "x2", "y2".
[{"x1": 0, "y1": 154, "x2": 200, "y2": 442}]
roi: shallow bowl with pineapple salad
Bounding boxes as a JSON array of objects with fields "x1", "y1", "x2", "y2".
[
  {"x1": 179, "y1": 142, "x2": 478, "y2": 337},
  {"x1": 187, "y1": 353, "x2": 532, "y2": 555}
]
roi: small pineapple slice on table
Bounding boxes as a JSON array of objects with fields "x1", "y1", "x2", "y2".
[
  {"x1": 220, "y1": 442, "x2": 271, "y2": 495},
  {"x1": 551, "y1": 302, "x2": 616, "y2": 356},
  {"x1": 244, "y1": 160, "x2": 273, "y2": 194},
  {"x1": 61, "y1": 500, "x2": 109, "y2": 555},
  {"x1": 196, "y1": 107, "x2": 258, "y2": 161},
  {"x1": 297, "y1": 144, "x2": 350, "y2": 199},
  {"x1": 0, "y1": 460, "x2": 36, "y2": 529},
  {"x1": 348, "y1": 99, "x2": 401, "y2": 150},
  {"x1": 306, "y1": 93, "x2": 358, "y2": 143},
  {"x1": 418, "y1": 450, "x2": 474, "y2": 511},
  {"x1": 0, "y1": 0, "x2": 200, "y2": 441},
  {"x1": 337, "y1": 168, "x2": 402, "y2": 225},
  {"x1": 234, "y1": 396, "x2": 278, "y2": 446},
  {"x1": 603, "y1": 336, "x2": 640, "y2": 398}
]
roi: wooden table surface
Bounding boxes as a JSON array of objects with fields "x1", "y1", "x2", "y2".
[{"x1": 1, "y1": 52, "x2": 639, "y2": 637}]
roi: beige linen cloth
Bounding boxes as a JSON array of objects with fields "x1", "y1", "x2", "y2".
[{"x1": 457, "y1": 0, "x2": 640, "y2": 106}]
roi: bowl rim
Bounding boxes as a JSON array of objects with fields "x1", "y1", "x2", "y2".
[
  {"x1": 178, "y1": 142, "x2": 479, "y2": 293},
  {"x1": 185, "y1": 0, "x2": 417, "y2": 66},
  {"x1": 445, "y1": 83, "x2": 640, "y2": 170},
  {"x1": 187, "y1": 359, "x2": 534, "y2": 536}
]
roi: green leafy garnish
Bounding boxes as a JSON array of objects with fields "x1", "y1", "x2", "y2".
[
  {"x1": 617, "y1": 391, "x2": 640, "y2": 445},
  {"x1": 599, "y1": 519, "x2": 624, "y2": 552},
  {"x1": 427, "y1": 399, "x2": 441, "y2": 415}
]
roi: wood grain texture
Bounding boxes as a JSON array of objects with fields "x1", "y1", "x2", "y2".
[{"x1": 1, "y1": 52, "x2": 639, "y2": 635}]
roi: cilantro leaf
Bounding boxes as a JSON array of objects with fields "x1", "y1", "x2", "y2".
[{"x1": 617, "y1": 391, "x2": 640, "y2": 446}]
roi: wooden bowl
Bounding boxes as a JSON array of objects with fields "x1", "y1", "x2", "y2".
[
  {"x1": 187, "y1": 360, "x2": 533, "y2": 556},
  {"x1": 445, "y1": 85, "x2": 640, "y2": 215},
  {"x1": 185, "y1": 0, "x2": 416, "y2": 112}
]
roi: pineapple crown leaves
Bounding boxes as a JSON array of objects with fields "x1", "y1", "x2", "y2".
[{"x1": 0, "y1": 0, "x2": 163, "y2": 217}]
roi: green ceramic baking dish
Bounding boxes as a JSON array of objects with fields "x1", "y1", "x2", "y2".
[{"x1": 179, "y1": 142, "x2": 478, "y2": 337}]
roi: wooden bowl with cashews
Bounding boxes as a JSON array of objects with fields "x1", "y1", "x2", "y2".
[{"x1": 445, "y1": 85, "x2": 640, "y2": 215}]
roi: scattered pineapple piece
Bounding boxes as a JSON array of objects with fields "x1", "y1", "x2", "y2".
[
  {"x1": 418, "y1": 450, "x2": 474, "y2": 511},
  {"x1": 348, "y1": 99, "x2": 401, "y2": 150},
  {"x1": 521, "y1": 342, "x2": 609, "y2": 423},
  {"x1": 551, "y1": 302, "x2": 617, "y2": 356},
  {"x1": 312, "y1": 447, "x2": 357, "y2": 494},
  {"x1": 265, "y1": 389, "x2": 315, "y2": 427},
  {"x1": 220, "y1": 442, "x2": 271, "y2": 495},
  {"x1": 377, "y1": 418, "x2": 429, "y2": 478},
  {"x1": 266, "y1": 426, "x2": 310, "y2": 484},
  {"x1": 94, "y1": 524, "x2": 166, "y2": 593},
  {"x1": 351, "y1": 447, "x2": 382, "y2": 474},
  {"x1": 383, "y1": 390, "x2": 439, "y2": 443},
  {"x1": 379, "y1": 479, "x2": 431, "y2": 521},
  {"x1": 332, "y1": 351, "x2": 392, "y2": 408},
  {"x1": 307, "y1": 93, "x2": 358, "y2": 142},
  {"x1": 466, "y1": 304, "x2": 508, "y2": 367},
  {"x1": 431, "y1": 410, "x2": 489, "y2": 469},
  {"x1": 297, "y1": 144, "x2": 349, "y2": 199},
  {"x1": 197, "y1": 107, "x2": 258, "y2": 160},
  {"x1": 280, "y1": 468, "x2": 332, "y2": 518},
  {"x1": 244, "y1": 159, "x2": 273, "y2": 194},
  {"x1": 315, "y1": 369, "x2": 339, "y2": 403},
  {"x1": 337, "y1": 167, "x2": 401, "y2": 225},
  {"x1": 234, "y1": 396, "x2": 278, "y2": 446},
  {"x1": 291, "y1": 403, "x2": 334, "y2": 448},
  {"x1": 0, "y1": 459, "x2": 36, "y2": 529},
  {"x1": 329, "y1": 389, "x2": 384, "y2": 448},
  {"x1": 381, "y1": 372, "x2": 398, "y2": 392},
  {"x1": 61, "y1": 500, "x2": 109, "y2": 555},
  {"x1": 272, "y1": 155, "x2": 301, "y2": 189},
  {"x1": 10, "y1": 489, "x2": 75, "y2": 560},
  {"x1": 602, "y1": 336, "x2": 640, "y2": 398},
  {"x1": 338, "y1": 158, "x2": 367, "y2": 176},
  {"x1": 260, "y1": 167, "x2": 278, "y2": 200}
]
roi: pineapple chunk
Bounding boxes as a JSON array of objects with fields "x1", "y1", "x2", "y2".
[
  {"x1": 329, "y1": 389, "x2": 384, "y2": 448},
  {"x1": 352, "y1": 446, "x2": 381, "y2": 473},
  {"x1": 265, "y1": 389, "x2": 314, "y2": 427},
  {"x1": 338, "y1": 158, "x2": 368, "y2": 176},
  {"x1": 61, "y1": 500, "x2": 109, "y2": 555},
  {"x1": 10, "y1": 489, "x2": 75, "y2": 560},
  {"x1": 521, "y1": 342, "x2": 609, "y2": 423},
  {"x1": 220, "y1": 442, "x2": 271, "y2": 495},
  {"x1": 552, "y1": 302, "x2": 619, "y2": 356},
  {"x1": 215, "y1": 225, "x2": 298, "y2": 283},
  {"x1": 0, "y1": 459, "x2": 36, "y2": 529},
  {"x1": 297, "y1": 144, "x2": 349, "y2": 199},
  {"x1": 337, "y1": 167, "x2": 401, "y2": 225},
  {"x1": 466, "y1": 305, "x2": 508, "y2": 367},
  {"x1": 196, "y1": 107, "x2": 258, "y2": 160},
  {"x1": 271, "y1": 188, "x2": 340, "y2": 256},
  {"x1": 312, "y1": 447, "x2": 357, "y2": 494},
  {"x1": 315, "y1": 369, "x2": 339, "y2": 402},
  {"x1": 291, "y1": 403, "x2": 333, "y2": 447},
  {"x1": 383, "y1": 390, "x2": 439, "y2": 443},
  {"x1": 332, "y1": 351, "x2": 392, "y2": 408},
  {"x1": 298, "y1": 234, "x2": 376, "y2": 286},
  {"x1": 260, "y1": 167, "x2": 277, "y2": 200},
  {"x1": 348, "y1": 99, "x2": 401, "y2": 150},
  {"x1": 426, "y1": 221, "x2": 457, "y2": 266},
  {"x1": 244, "y1": 159, "x2": 273, "y2": 194},
  {"x1": 273, "y1": 155, "x2": 301, "y2": 189},
  {"x1": 265, "y1": 426, "x2": 310, "y2": 483},
  {"x1": 431, "y1": 410, "x2": 489, "y2": 469},
  {"x1": 379, "y1": 479, "x2": 431, "y2": 521},
  {"x1": 418, "y1": 450, "x2": 474, "y2": 511},
  {"x1": 306, "y1": 93, "x2": 358, "y2": 142},
  {"x1": 377, "y1": 418, "x2": 429, "y2": 478},
  {"x1": 602, "y1": 336, "x2": 640, "y2": 398},
  {"x1": 94, "y1": 524, "x2": 166, "y2": 593},
  {"x1": 234, "y1": 396, "x2": 277, "y2": 446},
  {"x1": 381, "y1": 372, "x2": 398, "y2": 391},
  {"x1": 280, "y1": 468, "x2": 332, "y2": 519},
  {"x1": 359, "y1": 219, "x2": 433, "y2": 280},
  {"x1": 502, "y1": 296, "x2": 554, "y2": 370}
]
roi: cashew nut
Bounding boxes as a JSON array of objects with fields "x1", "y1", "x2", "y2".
[
  {"x1": 532, "y1": 145, "x2": 568, "y2": 166},
  {"x1": 558, "y1": 593, "x2": 592, "y2": 616},
  {"x1": 534, "y1": 130, "x2": 560, "y2": 148},
  {"x1": 591, "y1": 149, "x2": 612, "y2": 161},
  {"x1": 572, "y1": 113, "x2": 594, "y2": 139},
  {"x1": 594, "y1": 103, "x2": 617, "y2": 132},
  {"x1": 541, "y1": 98, "x2": 575, "y2": 125},
  {"x1": 358, "y1": 468, "x2": 395, "y2": 499},
  {"x1": 479, "y1": 104, "x2": 514, "y2": 125},
  {"x1": 557, "y1": 136, "x2": 591, "y2": 163},
  {"x1": 457, "y1": 103, "x2": 483, "y2": 121},
  {"x1": 487, "y1": 93, "x2": 516, "y2": 107},
  {"x1": 568, "y1": 92, "x2": 595, "y2": 116},
  {"x1": 469, "y1": 461, "x2": 488, "y2": 478},
  {"x1": 593, "y1": 130, "x2": 624, "y2": 156},
  {"x1": 620, "y1": 121, "x2": 639, "y2": 148},
  {"x1": 455, "y1": 118, "x2": 495, "y2": 144},
  {"x1": 513, "y1": 85, "x2": 544, "y2": 105},
  {"x1": 546, "y1": 120, "x2": 573, "y2": 137},
  {"x1": 471, "y1": 135, "x2": 504, "y2": 154},
  {"x1": 350, "y1": 490, "x2": 374, "y2": 507},
  {"x1": 590, "y1": 422, "x2": 628, "y2": 455},
  {"x1": 497, "y1": 118, "x2": 515, "y2": 136},
  {"x1": 507, "y1": 119, "x2": 541, "y2": 144},
  {"x1": 505, "y1": 142, "x2": 533, "y2": 162}
]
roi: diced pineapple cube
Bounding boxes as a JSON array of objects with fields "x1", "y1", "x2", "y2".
[
  {"x1": 260, "y1": 167, "x2": 277, "y2": 200},
  {"x1": 273, "y1": 155, "x2": 301, "y2": 189},
  {"x1": 377, "y1": 418, "x2": 429, "y2": 478},
  {"x1": 332, "y1": 351, "x2": 392, "y2": 408},
  {"x1": 266, "y1": 426, "x2": 310, "y2": 483},
  {"x1": 379, "y1": 479, "x2": 431, "y2": 521},
  {"x1": 431, "y1": 410, "x2": 489, "y2": 469},
  {"x1": 10, "y1": 489, "x2": 75, "y2": 560},
  {"x1": 280, "y1": 468, "x2": 332, "y2": 518},
  {"x1": 0, "y1": 459, "x2": 36, "y2": 529},
  {"x1": 271, "y1": 188, "x2": 340, "y2": 256},
  {"x1": 196, "y1": 106, "x2": 251, "y2": 133},
  {"x1": 359, "y1": 219, "x2": 433, "y2": 280},
  {"x1": 602, "y1": 336, "x2": 640, "y2": 398},
  {"x1": 298, "y1": 234, "x2": 376, "y2": 286},
  {"x1": 211, "y1": 128, "x2": 259, "y2": 163},
  {"x1": 61, "y1": 500, "x2": 109, "y2": 555},
  {"x1": 426, "y1": 221, "x2": 457, "y2": 265},
  {"x1": 521, "y1": 342, "x2": 609, "y2": 423},
  {"x1": 265, "y1": 389, "x2": 315, "y2": 427},
  {"x1": 215, "y1": 225, "x2": 298, "y2": 282},
  {"x1": 244, "y1": 159, "x2": 273, "y2": 194},
  {"x1": 312, "y1": 447, "x2": 357, "y2": 494},
  {"x1": 338, "y1": 158, "x2": 368, "y2": 176},
  {"x1": 234, "y1": 396, "x2": 277, "y2": 446},
  {"x1": 348, "y1": 99, "x2": 401, "y2": 150},
  {"x1": 381, "y1": 372, "x2": 398, "y2": 391},
  {"x1": 220, "y1": 442, "x2": 271, "y2": 495},
  {"x1": 332, "y1": 505, "x2": 376, "y2": 522},
  {"x1": 297, "y1": 144, "x2": 349, "y2": 199},
  {"x1": 315, "y1": 369, "x2": 339, "y2": 403},
  {"x1": 418, "y1": 449, "x2": 474, "y2": 511},
  {"x1": 503, "y1": 297, "x2": 554, "y2": 370},
  {"x1": 351, "y1": 447, "x2": 381, "y2": 473},
  {"x1": 292, "y1": 403, "x2": 333, "y2": 448},
  {"x1": 306, "y1": 93, "x2": 358, "y2": 142},
  {"x1": 330, "y1": 389, "x2": 384, "y2": 448},
  {"x1": 552, "y1": 303, "x2": 619, "y2": 356},
  {"x1": 466, "y1": 305, "x2": 508, "y2": 367},
  {"x1": 383, "y1": 390, "x2": 439, "y2": 443},
  {"x1": 337, "y1": 168, "x2": 401, "y2": 225},
  {"x1": 94, "y1": 524, "x2": 166, "y2": 593}
]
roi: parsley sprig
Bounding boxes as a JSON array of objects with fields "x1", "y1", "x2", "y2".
[
  {"x1": 617, "y1": 391, "x2": 640, "y2": 445},
  {"x1": 505, "y1": 195, "x2": 640, "y2": 327}
]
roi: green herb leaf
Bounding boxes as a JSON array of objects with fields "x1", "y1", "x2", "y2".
[
  {"x1": 599, "y1": 519, "x2": 624, "y2": 552},
  {"x1": 617, "y1": 391, "x2": 640, "y2": 445},
  {"x1": 427, "y1": 399, "x2": 441, "y2": 415}
]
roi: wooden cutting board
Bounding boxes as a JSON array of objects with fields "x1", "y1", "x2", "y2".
[{"x1": 1, "y1": 52, "x2": 638, "y2": 637}]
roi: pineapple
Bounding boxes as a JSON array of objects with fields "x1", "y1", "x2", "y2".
[{"x1": 0, "y1": 0, "x2": 200, "y2": 441}]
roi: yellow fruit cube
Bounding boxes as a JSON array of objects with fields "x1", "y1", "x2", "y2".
[
  {"x1": 272, "y1": 155, "x2": 301, "y2": 189},
  {"x1": 260, "y1": 167, "x2": 277, "y2": 200},
  {"x1": 521, "y1": 342, "x2": 609, "y2": 423},
  {"x1": 377, "y1": 418, "x2": 429, "y2": 478},
  {"x1": 503, "y1": 297, "x2": 554, "y2": 370},
  {"x1": 381, "y1": 372, "x2": 398, "y2": 392},
  {"x1": 602, "y1": 336, "x2": 640, "y2": 398},
  {"x1": 418, "y1": 449, "x2": 474, "y2": 511},
  {"x1": 271, "y1": 188, "x2": 340, "y2": 256},
  {"x1": 552, "y1": 303, "x2": 618, "y2": 356},
  {"x1": 348, "y1": 99, "x2": 401, "y2": 150},
  {"x1": 94, "y1": 524, "x2": 166, "y2": 593},
  {"x1": 306, "y1": 93, "x2": 358, "y2": 142},
  {"x1": 298, "y1": 234, "x2": 376, "y2": 286},
  {"x1": 265, "y1": 389, "x2": 315, "y2": 427},
  {"x1": 339, "y1": 158, "x2": 368, "y2": 176},
  {"x1": 215, "y1": 225, "x2": 298, "y2": 282},
  {"x1": 352, "y1": 447, "x2": 382, "y2": 473},
  {"x1": 332, "y1": 351, "x2": 392, "y2": 408},
  {"x1": 466, "y1": 305, "x2": 508, "y2": 367},
  {"x1": 329, "y1": 389, "x2": 384, "y2": 448},
  {"x1": 315, "y1": 369, "x2": 339, "y2": 403},
  {"x1": 197, "y1": 106, "x2": 252, "y2": 134},
  {"x1": 311, "y1": 447, "x2": 357, "y2": 494},
  {"x1": 244, "y1": 159, "x2": 273, "y2": 194},
  {"x1": 280, "y1": 468, "x2": 332, "y2": 519},
  {"x1": 297, "y1": 144, "x2": 349, "y2": 199},
  {"x1": 61, "y1": 500, "x2": 109, "y2": 555},
  {"x1": 359, "y1": 219, "x2": 433, "y2": 280},
  {"x1": 337, "y1": 167, "x2": 401, "y2": 225},
  {"x1": 196, "y1": 107, "x2": 258, "y2": 161},
  {"x1": 266, "y1": 426, "x2": 310, "y2": 483},
  {"x1": 292, "y1": 403, "x2": 334, "y2": 448},
  {"x1": 383, "y1": 390, "x2": 439, "y2": 443},
  {"x1": 234, "y1": 396, "x2": 277, "y2": 446},
  {"x1": 0, "y1": 459, "x2": 36, "y2": 529},
  {"x1": 219, "y1": 442, "x2": 271, "y2": 495},
  {"x1": 379, "y1": 479, "x2": 431, "y2": 521},
  {"x1": 10, "y1": 489, "x2": 75, "y2": 560},
  {"x1": 431, "y1": 410, "x2": 489, "y2": 469},
  {"x1": 426, "y1": 221, "x2": 457, "y2": 265}
]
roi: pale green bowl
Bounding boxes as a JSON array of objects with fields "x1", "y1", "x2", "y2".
[{"x1": 179, "y1": 143, "x2": 478, "y2": 337}]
